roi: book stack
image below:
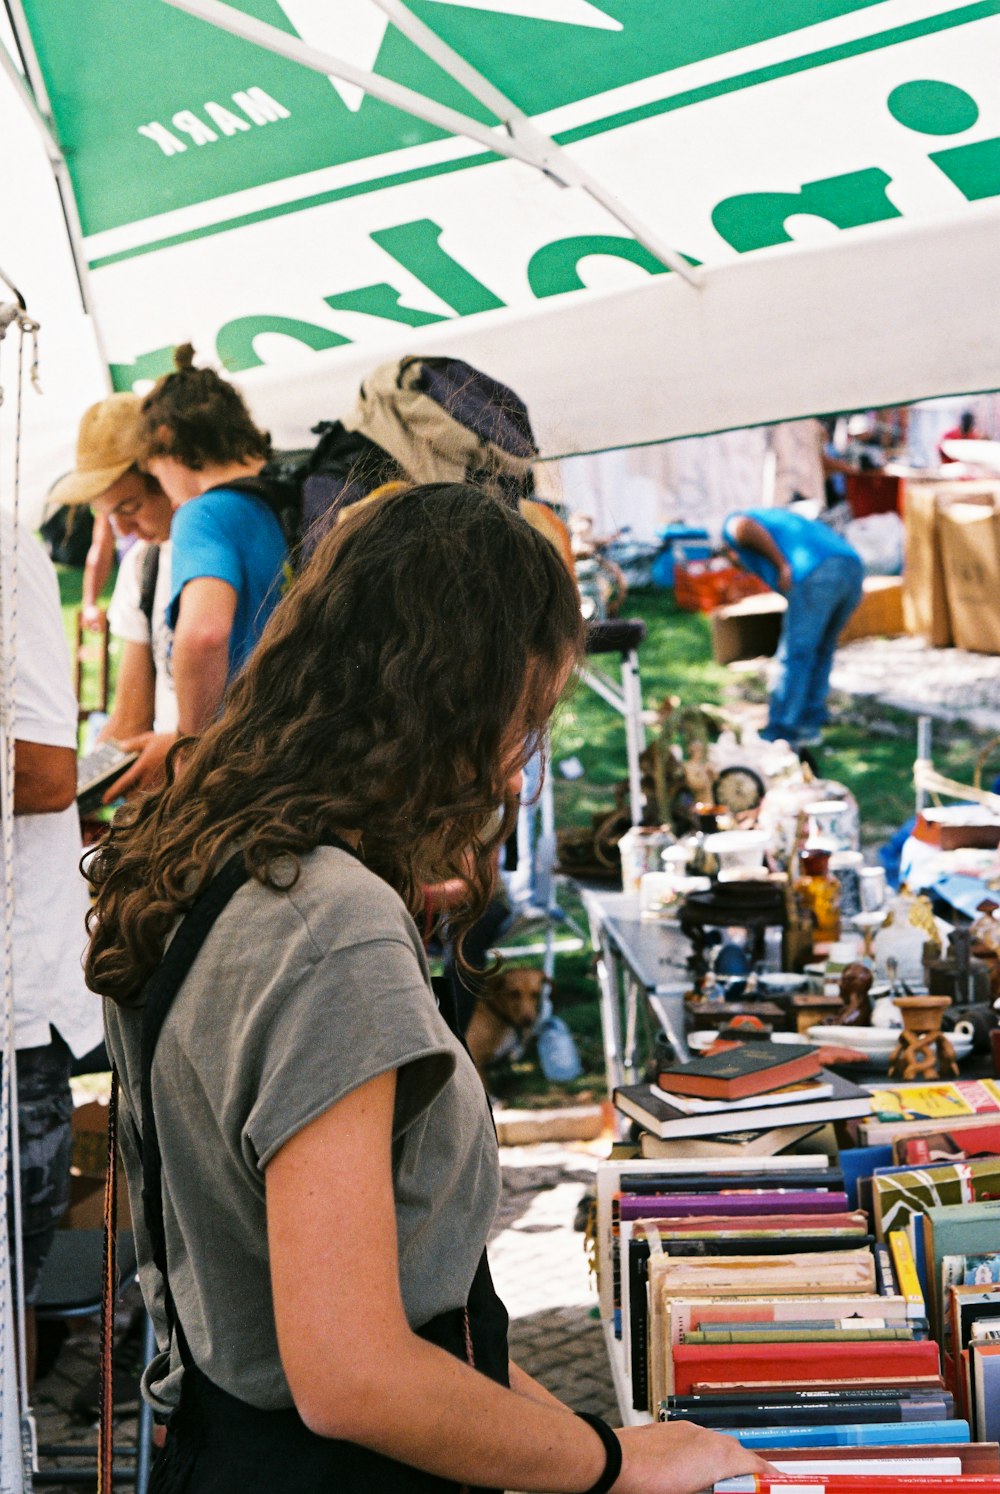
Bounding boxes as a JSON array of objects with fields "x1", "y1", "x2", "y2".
[
  {"x1": 595, "y1": 1061, "x2": 1000, "y2": 1491},
  {"x1": 615, "y1": 1044, "x2": 873, "y2": 1157}
]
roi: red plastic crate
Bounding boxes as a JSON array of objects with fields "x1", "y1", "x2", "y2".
[{"x1": 674, "y1": 560, "x2": 770, "y2": 613}]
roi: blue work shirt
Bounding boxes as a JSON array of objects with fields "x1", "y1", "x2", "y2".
[
  {"x1": 722, "y1": 508, "x2": 860, "y2": 592},
  {"x1": 167, "y1": 487, "x2": 288, "y2": 679}
]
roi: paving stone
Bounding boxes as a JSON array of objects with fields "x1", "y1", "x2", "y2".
[{"x1": 831, "y1": 636, "x2": 1000, "y2": 728}]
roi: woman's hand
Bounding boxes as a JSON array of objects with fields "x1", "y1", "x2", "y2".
[{"x1": 615, "y1": 1421, "x2": 773, "y2": 1494}]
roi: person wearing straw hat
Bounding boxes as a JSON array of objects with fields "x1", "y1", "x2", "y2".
[{"x1": 50, "y1": 393, "x2": 178, "y2": 799}]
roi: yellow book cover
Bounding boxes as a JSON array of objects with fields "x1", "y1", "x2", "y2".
[
  {"x1": 869, "y1": 1080, "x2": 1000, "y2": 1121},
  {"x1": 889, "y1": 1228, "x2": 926, "y2": 1316}
]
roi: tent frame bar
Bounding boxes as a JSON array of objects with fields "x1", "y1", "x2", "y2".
[
  {"x1": 369, "y1": 0, "x2": 699, "y2": 286},
  {"x1": 1, "y1": 0, "x2": 112, "y2": 379},
  {"x1": 157, "y1": 0, "x2": 699, "y2": 287}
]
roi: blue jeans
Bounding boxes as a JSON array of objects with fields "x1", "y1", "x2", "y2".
[{"x1": 762, "y1": 554, "x2": 864, "y2": 744}]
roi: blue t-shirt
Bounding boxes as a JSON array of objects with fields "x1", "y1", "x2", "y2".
[
  {"x1": 722, "y1": 508, "x2": 860, "y2": 591},
  {"x1": 167, "y1": 488, "x2": 288, "y2": 678}
]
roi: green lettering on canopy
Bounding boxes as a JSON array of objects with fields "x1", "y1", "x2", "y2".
[
  {"x1": 372, "y1": 219, "x2": 505, "y2": 315},
  {"x1": 712, "y1": 168, "x2": 901, "y2": 253},
  {"x1": 324, "y1": 283, "x2": 448, "y2": 327},
  {"x1": 109, "y1": 344, "x2": 177, "y2": 392},
  {"x1": 528, "y1": 234, "x2": 685, "y2": 298},
  {"x1": 929, "y1": 137, "x2": 1000, "y2": 201},
  {"x1": 216, "y1": 315, "x2": 350, "y2": 373}
]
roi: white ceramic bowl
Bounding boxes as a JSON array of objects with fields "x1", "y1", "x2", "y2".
[{"x1": 701, "y1": 829, "x2": 770, "y2": 871}]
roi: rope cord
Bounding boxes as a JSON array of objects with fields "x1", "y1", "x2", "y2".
[
  {"x1": 0, "y1": 311, "x2": 35, "y2": 1494},
  {"x1": 97, "y1": 1069, "x2": 119, "y2": 1494}
]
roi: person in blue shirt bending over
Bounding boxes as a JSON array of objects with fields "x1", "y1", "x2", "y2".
[
  {"x1": 722, "y1": 508, "x2": 863, "y2": 753},
  {"x1": 137, "y1": 344, "x2": 288, "y2": 752}
]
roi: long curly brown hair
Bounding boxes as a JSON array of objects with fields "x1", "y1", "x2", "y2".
[{"x1": 86, "y1": 482, "x2": 583, "y2": 1006}]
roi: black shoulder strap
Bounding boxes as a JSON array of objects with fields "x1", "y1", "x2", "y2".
[
  {"x1": 139, "y1": 853, "x2": 250, "y2": 1331},
  {"x1": 138, "y1": 543, "x2": 160, "y2": 629}
]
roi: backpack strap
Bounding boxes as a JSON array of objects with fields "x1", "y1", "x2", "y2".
[
  {"x1": 140, "y1": 852, "x2": 251, "y2": 1333},
  {"x1": 138, "y1": 543, "x2": 160, "y2": 631}
]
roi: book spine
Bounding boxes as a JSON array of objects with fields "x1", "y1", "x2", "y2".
[
  {"x1": 733, "y1": 1419, "x2": 970, "y2": 1449},
  {"x1": 666, "y1": 1388, "x2": 951, "y2": 1406},
  {"x1": 662, "y1": 1399, "x2": 951, "y2": 1428},
  {"x1": 684, "y1": 1328, "x2": 914, "y2": 1344},
  {"x1": 875, "y1": 1242, "x2": 900, "y2": 1298},
  {"x1": 629, "y1": 1243, "x2": 649, "y2": 1413},
  {"x1": 889, "y1": 1228, "x2": 928, "y2": 1321}
]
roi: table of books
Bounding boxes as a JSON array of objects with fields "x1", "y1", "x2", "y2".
[{"x1": 593, "y1": 1072, "x2": 1000, "y2": 1492}]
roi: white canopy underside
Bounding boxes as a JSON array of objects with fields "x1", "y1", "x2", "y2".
[{"x1": 240, "y1": 203, "x2": 1000, "y2": 459}]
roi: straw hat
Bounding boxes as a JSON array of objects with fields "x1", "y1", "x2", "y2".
[{"x1": 49, "y1": 393, "x2": 144, "y2": 507}]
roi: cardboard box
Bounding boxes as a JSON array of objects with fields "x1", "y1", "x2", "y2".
[
  {"x1": 838, "y1": 575, "x2": 905, "y2": 644},
  {"x1": 60, "y1": 1098, "x2": 131, "y2": 1230},
  {"x1": 711, "y1": 576, "x2": 904, "y2": 665},
  {"x1": 711, "y1": 592, "x2": 786, "y2": 665},
  {"x1": 902, "y1": 480, "x2": 1000, "y2": 647},
  {"x1": 940, "y1": 502, "x2": 1000, "y2": 654}
]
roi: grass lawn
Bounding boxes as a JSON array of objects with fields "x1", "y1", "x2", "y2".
[{"x1": 58, "y1": 561, "x2": 1000, "y2": 1106}]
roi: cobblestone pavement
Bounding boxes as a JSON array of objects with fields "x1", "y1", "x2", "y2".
[
  {"x1": 831, "y1": 635, "x2": 1000, "y2": 730},
  {"x1": 27, "y1": 1141, "x2": 613, "y2": 1490}
]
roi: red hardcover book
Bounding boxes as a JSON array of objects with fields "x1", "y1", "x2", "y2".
[
  {"x1": 671, "y1": 1339, "x2": 940, "y2": 1396},
  {"x1": 656, "y1": 1043, "x2": 823, "y2": 1101}
]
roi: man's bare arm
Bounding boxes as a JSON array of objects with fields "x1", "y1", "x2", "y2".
[
  {"x1": 14, "y1": 741, "x2": 77, "y2": 815},
  {"x1": 172, "y1": 576, "x2": 237, "y2": 734}
]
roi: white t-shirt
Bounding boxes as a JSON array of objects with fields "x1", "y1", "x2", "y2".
[
  {"x1": 1, "y1": 514, "x2": 103, "y2": 1056},
  {"x1": 107, "y1": 539, "x2": 177, "y2": 733}
]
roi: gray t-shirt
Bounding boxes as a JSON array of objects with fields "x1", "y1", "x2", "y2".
[{"x1": 104, "y1": 845, "x2": 500, "y2": 1412}]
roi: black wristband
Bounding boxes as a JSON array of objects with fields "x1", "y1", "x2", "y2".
[{"x1": 575, "y1": 1411, "x2": 623, "y2": 1494}]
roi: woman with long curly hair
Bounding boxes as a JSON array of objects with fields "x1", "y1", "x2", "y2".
[{"x1": 87, "y1": 483, "x2": 765, "y2": 1494}]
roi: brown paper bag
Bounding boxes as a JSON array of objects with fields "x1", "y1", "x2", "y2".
[{"x1": 940, "y1": 501, "x2": 1000, "y2": 654}]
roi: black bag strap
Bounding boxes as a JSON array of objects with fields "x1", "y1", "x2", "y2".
[
  {"x1": 139, "y1": 852, "x2": 251, "y2": 1331},
  {"x1": 138, "y1": 543, "x2": 160, "y2": 629}
]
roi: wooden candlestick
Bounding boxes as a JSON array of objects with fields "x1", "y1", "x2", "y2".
[{"x1": 888, "y1": 994, "x2": 958, "y2": 1081}]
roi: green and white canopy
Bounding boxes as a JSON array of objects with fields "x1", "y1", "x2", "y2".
[{"x1": 4, "y1": 0, "x2": 1000, "y2": 461}]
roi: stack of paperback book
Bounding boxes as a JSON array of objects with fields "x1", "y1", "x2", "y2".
[{"x1": 596, "y1": 1063, "x2": 1000, "y2": 1491}]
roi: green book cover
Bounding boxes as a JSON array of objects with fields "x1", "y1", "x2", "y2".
[
  {"x1": 923, "y1": 1200, "x2": 1000, "y2": 1339},
  {"x1": 873, "y1": 1157, "x2": 1000, "y2": 1239}
]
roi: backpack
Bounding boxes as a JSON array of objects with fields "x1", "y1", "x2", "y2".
[
  {"x1": 39, "y1": 502, "x2": 94, "y2": 568},
  {"x1": 139, "y1": 542, "x2": 161, "y2": 628},
  {"x1": 222, "y1": 356, "x2": 541, "y2": 564}
]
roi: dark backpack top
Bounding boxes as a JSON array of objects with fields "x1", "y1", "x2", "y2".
[{"x1": 215, "y1": 356, "x2": 539, "y2": 566}]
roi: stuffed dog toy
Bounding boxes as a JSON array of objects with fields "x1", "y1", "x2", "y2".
[{"x1": 465, "y1": 966, "x2": 547, "y2": 1084}]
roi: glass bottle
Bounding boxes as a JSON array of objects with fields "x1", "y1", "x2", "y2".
[{"x1": 795, "y1": 846, "x2": 841, "y2": 947}]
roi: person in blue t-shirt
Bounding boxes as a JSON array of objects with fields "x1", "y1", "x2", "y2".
[
  {"x1": 722, "y1": 507, "x2": 863, "y2": 751},
  {"x1": 138, "y1": 344, "x2": 288, "y2": 748}
]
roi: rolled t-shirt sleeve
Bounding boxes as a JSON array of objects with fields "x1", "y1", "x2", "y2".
[
  {"x1": 246, "y1": 934, "x2": 457, "y2": 1172},
  {"x1": 167, "y1": 498, "x2": 242, "y2": 629}
]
